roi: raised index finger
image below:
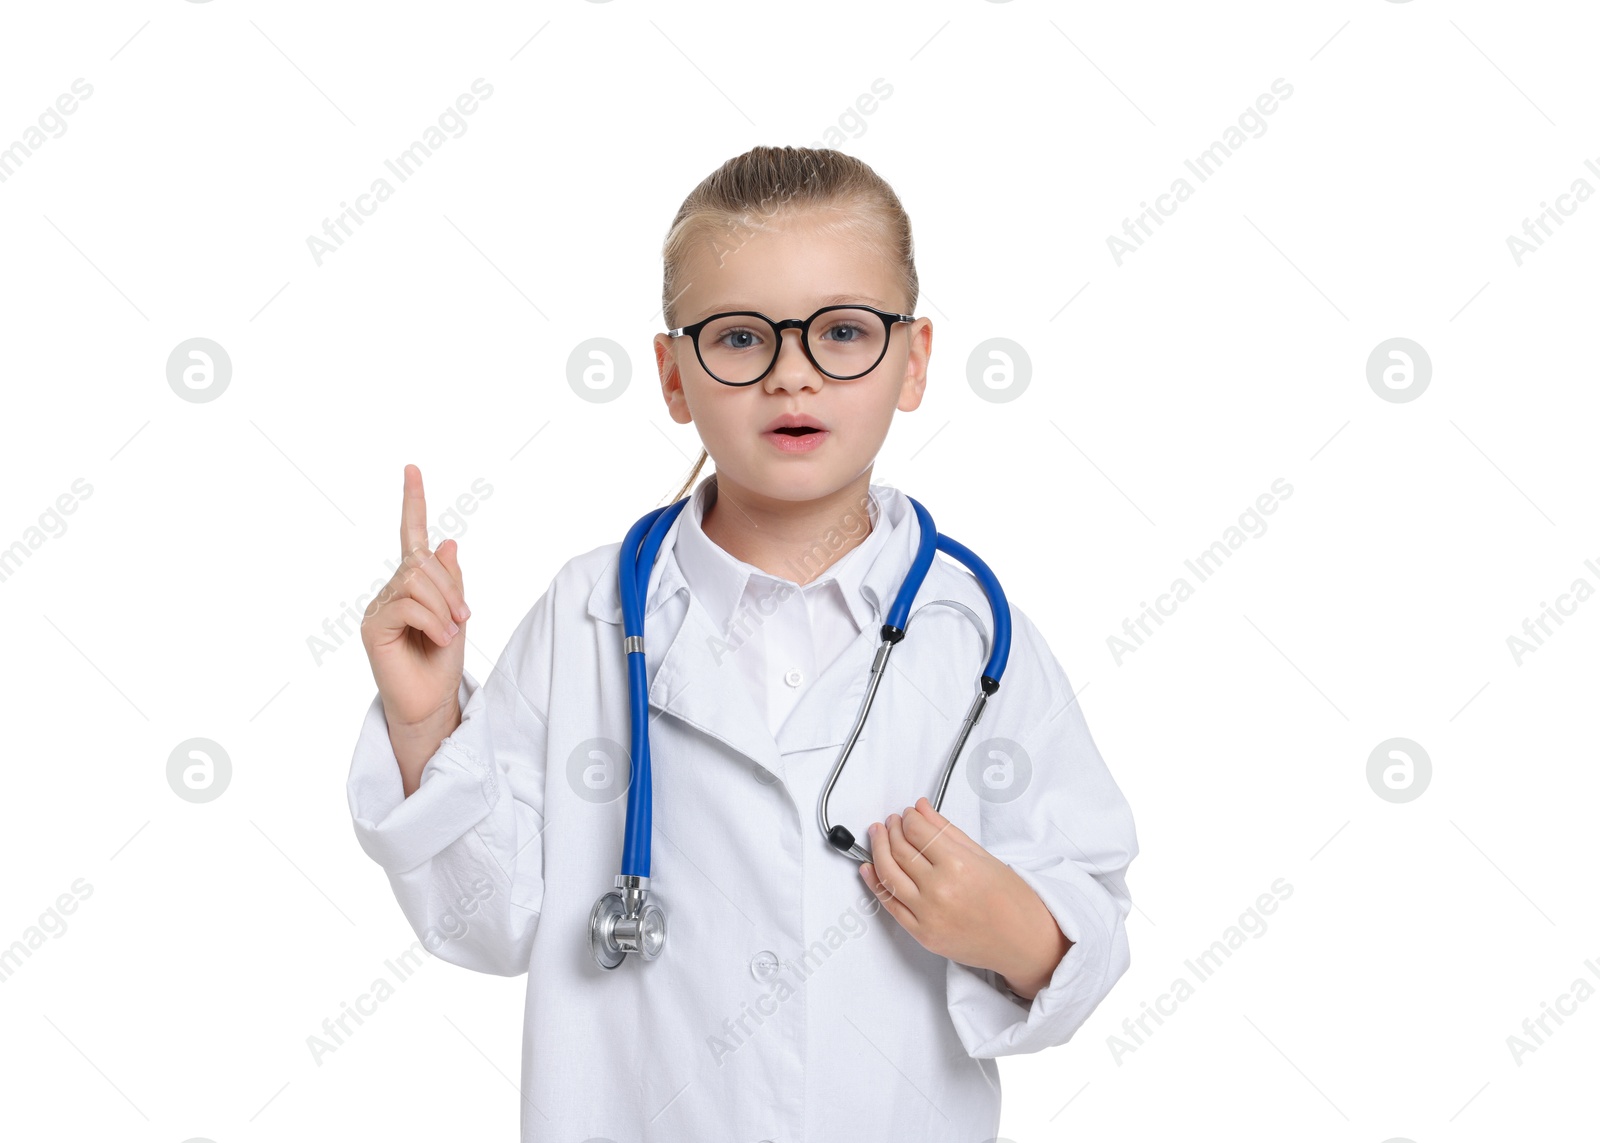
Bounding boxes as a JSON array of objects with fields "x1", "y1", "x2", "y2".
[{"x1": 400, "y1": 464, "x2": 429, "y2": 559}]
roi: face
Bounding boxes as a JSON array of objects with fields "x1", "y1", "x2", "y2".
[{"x1": 654, "y1": 208, "x2": 932, "y2": 507}]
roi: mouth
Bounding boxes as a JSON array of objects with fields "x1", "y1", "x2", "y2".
[
  {"x1": 761, "y1": 415, "x2": 830, "y2": 452},
  {"x1": 762, "y1": 413, "x2": 828, "y2": 434}
]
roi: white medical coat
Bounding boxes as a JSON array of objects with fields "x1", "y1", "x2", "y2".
[{"x1": 346, "y1": 481, "x2": 1139, "y2": 1142}]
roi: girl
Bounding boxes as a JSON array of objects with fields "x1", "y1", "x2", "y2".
[{"x1": 349, "y1": 145, "x2": 1138, "y2": 1142}]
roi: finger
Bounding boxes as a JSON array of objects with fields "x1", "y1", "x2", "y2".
[
  {"x1": 433, "y1": 539, "x2": 470, "y2": 620},
  {"x1": 884, "y1": 814, "x2": 931, "y2": 895},
  {"x1": 395, "y1": 554, "x2": 458, "y2": 632},
  {"x1": 412, "y1": 544, "x2": 469, "y2": 624},
  {"x1": 896, "y1": 805, "x2": 948, "y2": 865},
  {"x1": 867, "y1": 821, "x2": 921, "y2": 915},
  {"x1": 860, "y1": 861, "x2": 913, "y2": 927},
  {"x1": 911, "y1": 797, "x2": 984, "y2": 853},
  {"x1": 375, "y1": 596, "x2": 458, "y2": 649},
  {"x1": 434, "y1": 537, "x2": 465, "y2": 596},
  {"x1": 400, "y1": 464, "x2": 430, "y2": 561}
]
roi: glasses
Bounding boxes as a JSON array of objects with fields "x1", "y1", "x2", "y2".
[{"x1": 666, "y1": 303, "x2": 915, "y2": 387}]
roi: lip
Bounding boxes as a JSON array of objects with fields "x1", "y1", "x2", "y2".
[
  {"x1": 761, "y1": 413, "x2": 830, "y2": 454},
  {"x1": 763, "y1": 426, "x2": 829, "y2": 453},
  {"x1": 762, "y1": 413, "x2": 828, "y2": 433}
]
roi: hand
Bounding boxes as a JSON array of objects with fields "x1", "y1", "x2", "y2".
[
  {"x1": 359, "y1": 464, "x2": 471, "y2": 735},
  {"x1": 860, "y1": 797, "x2": 1071, "y2": 998}
]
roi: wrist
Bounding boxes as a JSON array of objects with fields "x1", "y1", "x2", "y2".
[
  {"x1": 995, "y1": 913, "x2": 1069, "y2": 1001},
  {"x1": 387, "y1": 691, "x2": 462, "y2": 741},
  {"x1": 387, "y1": 693, "x2": 462, "y2": 798}
]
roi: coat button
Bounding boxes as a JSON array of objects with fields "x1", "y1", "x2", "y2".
[
  {"x1": 783, "y1": 667, "x2": 803, "y2": 687},
  {"x1": 750, "y1": 950, "x2": 781, "y2": 981},
  {"x1": 749, "y1": 758, "x2": 779, "y2": 786}
]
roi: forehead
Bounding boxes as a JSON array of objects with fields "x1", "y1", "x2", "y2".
[{"x1": 674, "y1": 209, "x2": 899, "y2": 321}]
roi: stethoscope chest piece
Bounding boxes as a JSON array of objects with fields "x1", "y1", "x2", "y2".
[{"x1": 588, "y1": 874, "x2": 666, "y2": 970}]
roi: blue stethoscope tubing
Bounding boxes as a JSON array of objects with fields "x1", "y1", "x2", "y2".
[
  {"x1": 617, "y1": 497, "x2": 692, "y2": 879},
  {"x1": 616, "y1": 493, "x2": 1010, "y2": 882}
]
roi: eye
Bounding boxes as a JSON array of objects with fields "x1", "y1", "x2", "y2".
[
  {"x1": 818, "y1": 320, "x2": 869, "y2": 343},
  {"x1": 714, "y1": 326, "x2": 764, "y2": 351}
]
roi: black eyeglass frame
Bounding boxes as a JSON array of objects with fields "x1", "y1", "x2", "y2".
[{"x1": 666, "y1": 303, "x2": 916, "y2": 387}]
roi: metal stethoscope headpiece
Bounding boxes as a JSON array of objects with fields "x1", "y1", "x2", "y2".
[{"x1": 589, "y1": 493, "x2": 1010, "y2": 970}]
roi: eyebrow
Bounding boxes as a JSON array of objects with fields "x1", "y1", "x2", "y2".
[{"x1": 697, "y1": 293, "x2": 891, "y2": 315}]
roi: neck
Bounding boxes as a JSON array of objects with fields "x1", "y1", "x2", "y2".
[{"x1": 700, "y1": 471, "x2": 877, "y2": 587}]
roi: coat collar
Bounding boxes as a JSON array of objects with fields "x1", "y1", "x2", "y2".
[
  {"x1": 672, "y1": 473, "x2": 888, "y2": 639},
  {"x1": 584, "y1": 477, "x2": 922, "y2": 777}
]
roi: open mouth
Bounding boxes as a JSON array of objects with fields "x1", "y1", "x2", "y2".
[{"x1": 771, "y1": 426, "x2": 821, "y2": 436}]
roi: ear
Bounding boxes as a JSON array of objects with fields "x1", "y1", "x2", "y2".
[
  {"x1": 896, "y1": 317, "x2": 931, "y2": 413},
  {"x1": 656, "y1": 333, "x2": 694, "y2": 426}
]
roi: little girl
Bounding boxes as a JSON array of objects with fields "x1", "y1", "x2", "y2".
[{"x1": 349, "y1": 144, "x2": 1138, "y2": 1142}]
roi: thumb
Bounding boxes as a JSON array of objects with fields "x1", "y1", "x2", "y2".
[{"x1": 435, "y1": 537, "x2": 464, "y2": 591}]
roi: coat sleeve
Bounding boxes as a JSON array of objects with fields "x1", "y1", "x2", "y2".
[
  {"x1": 944, "y1": 609, "x2": 1139, "y2": 1057},
  {"x1": 345, "y1": 591, "x2": 554, "y2": 978}
]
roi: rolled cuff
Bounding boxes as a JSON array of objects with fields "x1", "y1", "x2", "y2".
[
  {"x1": 945, "y1": 862, "x2": 1130, "y2": 1058},
  {"x1": 346, "y1": 671, "x2": 498, "y2": 874}
]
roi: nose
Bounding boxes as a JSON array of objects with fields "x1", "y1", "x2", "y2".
[{"x1": 762, "y1": 328, "x2": 825, "y2": 396}]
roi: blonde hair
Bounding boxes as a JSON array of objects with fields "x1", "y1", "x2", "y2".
[{"x1": 659, "y1": 145, "x2": 919, "y2": 505}]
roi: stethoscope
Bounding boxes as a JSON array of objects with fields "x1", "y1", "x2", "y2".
[{"x1": 588, "y1": 492, "x2": 1011, "y2": 969}]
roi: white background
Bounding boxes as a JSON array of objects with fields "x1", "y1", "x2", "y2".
[{"x1": 1, "y1": 1, "x2": 1596, "y2": 1140}]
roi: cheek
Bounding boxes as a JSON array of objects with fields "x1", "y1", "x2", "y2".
[
  {"x1": 835, "y1": 378, "x2": 890, "y2": 415},
  {"x1": 842, "y1": 384, "x2": 902, "y2": 432},
  {"x1": 692, "y1": 395, "x2": 755, "y2": 443}
]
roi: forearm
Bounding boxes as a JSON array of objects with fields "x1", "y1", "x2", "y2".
[
  {"x1": 387, "y1": 695, "x2": 462, "y2": 798},
  {"x1": 994, "y1": 896, "x2": 1071, "y2": 1001}
]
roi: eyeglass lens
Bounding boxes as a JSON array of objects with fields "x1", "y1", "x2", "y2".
[{"x1": 697, "y1": 309, "x2": 887, "y2": 384}]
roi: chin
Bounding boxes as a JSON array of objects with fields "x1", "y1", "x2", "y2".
[{"x1": 729, "y1": 464, "x2": 841, "y2": 500}]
